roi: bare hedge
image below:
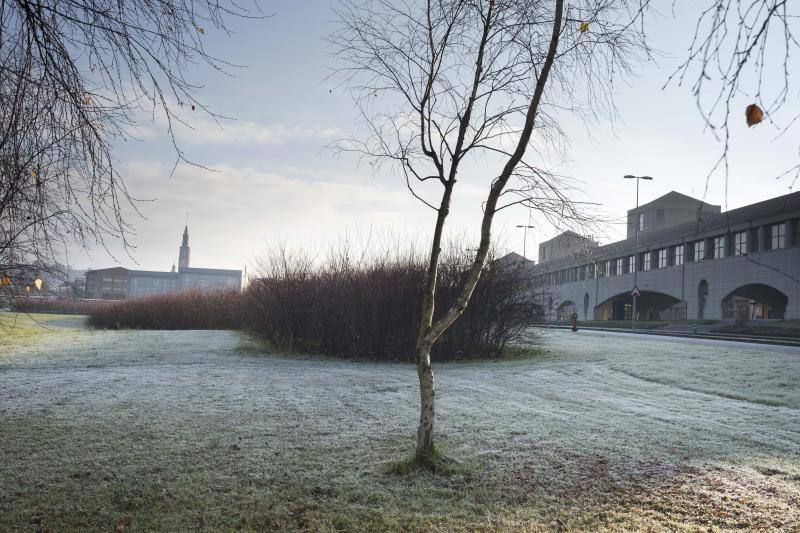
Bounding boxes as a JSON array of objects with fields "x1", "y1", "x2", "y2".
[
  {"x1": 87, "y1": 289, "x2": 242, "y2": 330},
  {"x1": 241, "y1": 243, "x2": 543, "y2": 361},
  {"x1": 84, "y1": 241, "x2": 544, "y2": 360}
]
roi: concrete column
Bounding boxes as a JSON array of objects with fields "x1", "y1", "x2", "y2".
[{"x1": 757, "y1": 225, "x2": 766, "y2": 253}]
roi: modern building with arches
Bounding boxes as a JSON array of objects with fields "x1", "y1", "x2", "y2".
[{"x1": 517, "y1": 191, "x2": 800, "y2": 322}]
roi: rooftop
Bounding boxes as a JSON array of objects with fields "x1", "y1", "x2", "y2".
[{"x1": 530, "y1": 190, "x2": 800, "y2": 272}]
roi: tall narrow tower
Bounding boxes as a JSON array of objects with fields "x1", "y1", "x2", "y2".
[{"x1": 178, "y1": 225, "x2": 190, "y2": 270}]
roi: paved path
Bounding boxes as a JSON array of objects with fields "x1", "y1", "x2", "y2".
[{"x1": 572, "y1": 327, "x2": 800, "y2": 354}]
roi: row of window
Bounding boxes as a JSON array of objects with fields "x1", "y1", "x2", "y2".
[{"x1": 536, "y1": 221, "x2": 795, "y2": 287}]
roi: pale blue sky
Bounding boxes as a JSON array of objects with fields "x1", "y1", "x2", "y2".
[{"x1": 71, "y1": 1, "x2": 799, "y2": 272}]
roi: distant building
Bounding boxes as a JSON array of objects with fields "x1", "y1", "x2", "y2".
[
  {"x1": 506, "y1": 190, "x2": 800, "y2": 322},
  {"x1": 625, "y1": 191, "x2": 720, "y2": 238},
  {"x1": 84, "y1": 267, "x2": 130, "y2": 300},
  {"x1": 84, "y1": 226, "x2": 242, "y2": 300},
  {"x1": 538, "y1": 231, "x2": 598, "y2": 263}
]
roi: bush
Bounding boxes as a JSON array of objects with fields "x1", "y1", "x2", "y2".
[
  {"x1": 241, "y1": 240, "x2": 544, "y2": 361},
  {"x1": 87, "y1": 289, "x2": 242, "y2": 330},
  {"x1": 10, "y1": 297, "x2": 108, "y2": 315}
]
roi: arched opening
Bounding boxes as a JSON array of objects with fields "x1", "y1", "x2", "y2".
[
  {"x1": 583, "y1": 293, "x2": 590, "y2": 319},
  {"x1": 556, "y1": 300, "x2": 576, "y2": 323},
  {"x1": 721, "y1": 284, "x2": 788, "y2": 320},
  {"x1": 698, "y1": 279, "x2": 708, "y2": 320},
  {"x1": 596, "y1": 291, "x2": 684, "y2": 321}
]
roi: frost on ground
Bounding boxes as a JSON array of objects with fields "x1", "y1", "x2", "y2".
[{"x1": 1, "y1": 324, "x2": 799, "y2": 531}]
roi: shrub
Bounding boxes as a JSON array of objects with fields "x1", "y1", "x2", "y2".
[
  {"x1": 242, "y1": 240, "x2": 544, "y2": 361},
  {"x1": 10, "y1": 297, "x2": 108, "y2": 315},
  {"x1": 87, "y1": 289, "x2": 242, "y2": 330}
]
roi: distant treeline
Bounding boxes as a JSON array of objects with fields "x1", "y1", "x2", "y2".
[{"x1": 87, "y1": 240, "x2": 545, "y2": 360}]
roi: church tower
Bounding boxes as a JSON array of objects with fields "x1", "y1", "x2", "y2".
[{"x1": 178, "y1": 225, "x2": 190, "y2": 270}]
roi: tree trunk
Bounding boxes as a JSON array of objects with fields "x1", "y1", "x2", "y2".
[
  {"x1": 415, "y1": 345, "x2": 435, "y2": 460},
  {"x1": 412, "y1": 0, "x2": 564, "y2": 461}
]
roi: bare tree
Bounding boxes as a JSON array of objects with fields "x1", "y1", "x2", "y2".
[
  {"x1": 331, "y1": 0, "x2": 649, "y2": 461},
  {"x1": 0, "y1": 0, "x2": 259, "y2": 296},
  {"x1": 670, "y1": 0, "x2": 800, "y2": 192}
]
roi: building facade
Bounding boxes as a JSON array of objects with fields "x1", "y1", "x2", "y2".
[
  {"x1": 84, "y1": 226, "x2": 242, "y2": 299},
  {"x1": 524, "y1": 191, "x2": 800, "y2": 322}
]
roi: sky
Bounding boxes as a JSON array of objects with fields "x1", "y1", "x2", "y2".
[{"x1": 69, "y1": 1, "x2": 800, "y2": 274}]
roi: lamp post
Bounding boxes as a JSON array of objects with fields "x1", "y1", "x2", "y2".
[
  {"x1": 516, "y1": 225, "x2": 535, "y2": 260},
  {"x1": 623, "y1": 174, "x2": 653, "y2": 330}
]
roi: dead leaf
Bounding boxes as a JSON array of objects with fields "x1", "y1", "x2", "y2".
[
  {"x1": 197, "y1": 26, "x2": 205, "y2": 35},
  {"x1": 745, "y1": 103, "x2": 763, "y2": 127}
]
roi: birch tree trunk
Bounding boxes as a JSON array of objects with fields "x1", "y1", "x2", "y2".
[
  {"x1": 414, "y1": 0, "x2": 564, "y2": 461},
  {"x1": 330, "y1": 0, "x2": 647, "y2": 463}
]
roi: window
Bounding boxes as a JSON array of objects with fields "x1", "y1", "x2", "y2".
[
  {"x1": 674, "y1": 244, "x2": 684, "y2": 266},
  {"x1": 605, "y1": 260, "x2": 612, "y2": 277},
  {"x1": 694, "y1": 240, "x2": 705, "y2": 262},
  {"x1": 714, "y1": 236, "x2": 725, "y2": 259},
  {"x1": 643, "y1": 252, "x2": 652, "y2": 271},
  {"x1": 733, "y1": 232, "x2": 747, "y2": 255},
  {"x1": 628, "y1": 255, "x2": 635, "y2": 274},
  {"x1": 658, "y1": 249, "x2": 667, "y2": 268},
  {"x1": 616, "y1": 259, "x2": 623, "y2": 276},
  {"x1": 638, "y1": 213, "x2": 645, "y2": 231},
  {"x1": 772, "y1": 223, "x2": 786, "y2": 249}
]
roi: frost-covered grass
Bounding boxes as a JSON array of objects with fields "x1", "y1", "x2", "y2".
[
  {"x1": 0, "y1": 312, "x2": 87, "y2": 348},
  {"x1": 1, "y1": 327, "x2": 799, "y2": 531}
]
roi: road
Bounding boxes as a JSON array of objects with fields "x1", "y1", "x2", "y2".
[{"x1": 572, "y1": 327, "x2": 800, "y2": 354}]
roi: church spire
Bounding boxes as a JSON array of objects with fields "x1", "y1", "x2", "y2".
[{"x1": 178, "y1": 223, "x2": 190, "y2": 270}]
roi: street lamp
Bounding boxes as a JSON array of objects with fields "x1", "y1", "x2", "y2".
[
  {"x1": 515, "y1": 225, "x2": 535, "y2": 259},
  {"x1": 623, "y1": 174, "x2": 653, "y2": 330}
]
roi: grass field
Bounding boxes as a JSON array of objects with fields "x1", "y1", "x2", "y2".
[
  {"x1": 0, "y1": 312, "x2": 87, "y2": 347},
  {"x1": 1, "y1": 318, "x2": 799, "y2": 530}
]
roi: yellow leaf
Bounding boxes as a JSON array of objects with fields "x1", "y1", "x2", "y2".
[
  {"x1": 25, "y1": 286, "x2": 31, "y2": 292},
  {"x1": 579, "y1": 22, "x2": 589, "y2": 33},
  {"x1": 745, "y1": 103, "x2": 764, "y2": 127},
  {"x1": 1, "y1": 276, "x2": 10, "y2": 286},
  {"x1": 31, "y1": 169, "x2": 38, "y2": 178},
  {"x1": 34, "y1": 278, "x2": 43, "y2": 290}
]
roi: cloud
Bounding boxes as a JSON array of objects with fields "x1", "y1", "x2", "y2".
[{"x1": 171, "y1": 116, "x2": 345, "y2": 146}]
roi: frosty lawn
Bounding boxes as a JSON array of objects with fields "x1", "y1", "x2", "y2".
[{"x1": 1, "y1": 323, "x2": 799, "y2": 530}]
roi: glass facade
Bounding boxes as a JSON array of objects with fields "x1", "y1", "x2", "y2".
[
  {"x1": 674, "y1": 244, "x2": 684, "y2": 265},
  {"x1": 658, "y1": 249, "x2": 667, "y2": 268},
  {"x1": 714, "y1": 236, "x2": 725, "y2": 259},
  {"x1": 734, "y1": 231, "x2": 747, "y2": 255},
  {"x1": 772, "y1": 223, "x2": 786, "y2": 249},
  {"x1": 694, "y1": 240, "x2": 705, "y2": 262}
]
